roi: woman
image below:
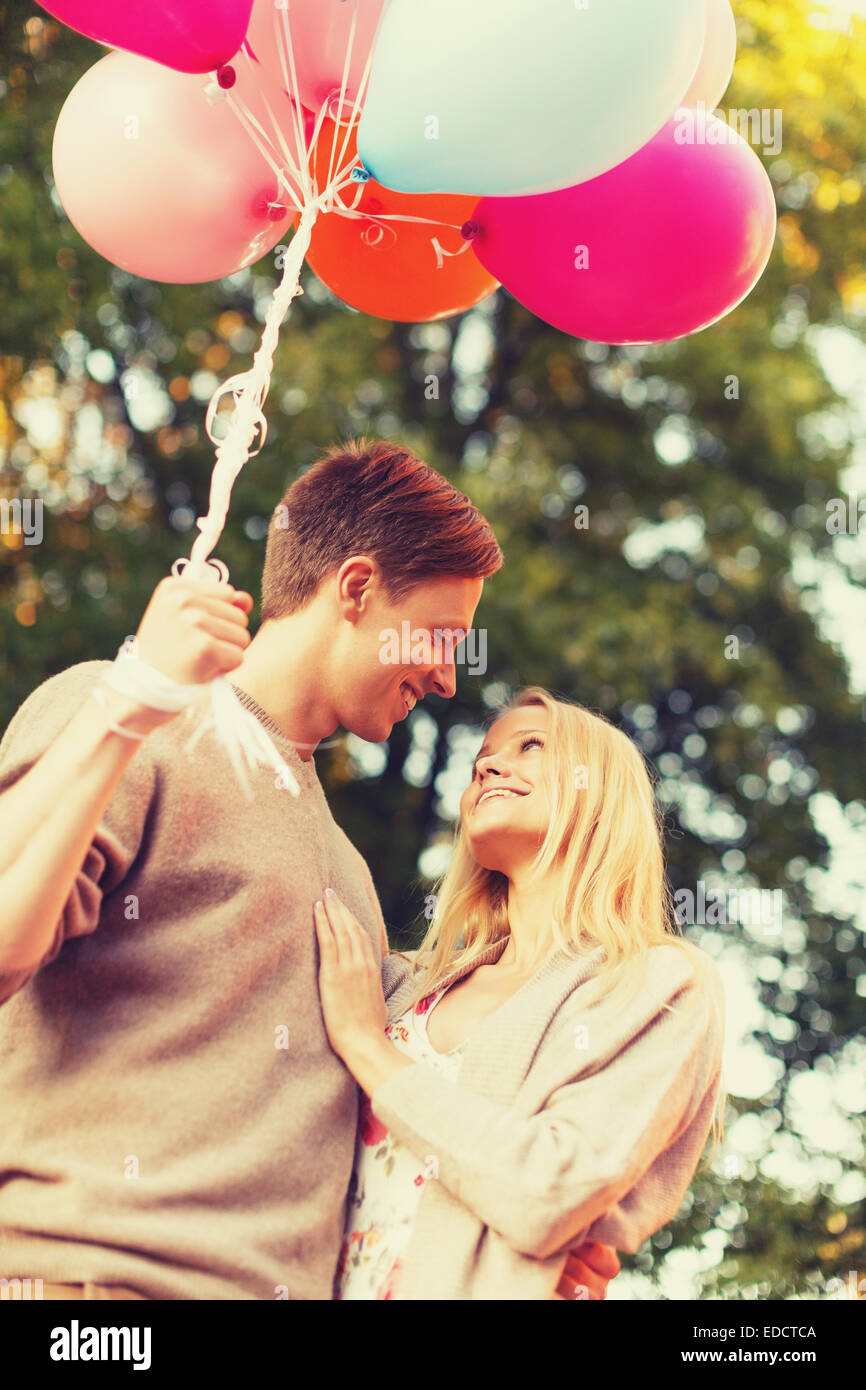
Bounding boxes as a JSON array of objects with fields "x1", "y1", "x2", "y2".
[{"x1": 314, "y1": 687, "x2": 726, "y2": 1300}]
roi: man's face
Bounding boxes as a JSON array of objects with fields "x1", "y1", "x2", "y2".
[{"x1": 333, "y1": 572, "x2": 484, "y2": 742}]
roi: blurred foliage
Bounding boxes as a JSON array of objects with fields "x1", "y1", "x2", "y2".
[{"x1": 0, "y1": 0, "x2": 864, "y2": 1299}]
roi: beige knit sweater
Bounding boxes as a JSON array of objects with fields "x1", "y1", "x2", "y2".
[
  {"x1": 375, "y1": 936, "x2": 725, "y2": 1300},
  {"x1": 0, "y1": 660, "x2": 386, "y2": 1300}
]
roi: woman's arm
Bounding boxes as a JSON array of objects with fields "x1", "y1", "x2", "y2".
[
  {"x1": 367, "y1": 981, "x2": 723, "y2": 1260},
  {"x1": 314, "y1": 891, "x2": 724, "y2": 1261},
  {"x1": 314, "y1": 891, "x2": 414, "y2": 1076}
]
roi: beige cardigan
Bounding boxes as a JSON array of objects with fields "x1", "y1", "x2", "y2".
[{"x1": 374, "y1": 936, "x2": 725, "y2": 1300}]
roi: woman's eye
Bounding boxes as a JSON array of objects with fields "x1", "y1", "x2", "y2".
[{"x1": 521, "y1": 737, "x2": 544, "y2": 753}]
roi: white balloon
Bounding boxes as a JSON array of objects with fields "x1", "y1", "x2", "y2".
[
  {"x1": 681, "y1": 0, "x2": 738, "y2": 110},
  {"x1": 358, "y1": 0, "x2": 709, "y2": 196}
]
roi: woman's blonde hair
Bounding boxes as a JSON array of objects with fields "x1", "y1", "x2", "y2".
[{"x1": 409, "y1": 687, "x2": 726, "y2": 1155}]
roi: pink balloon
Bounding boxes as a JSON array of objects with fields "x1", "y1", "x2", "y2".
[
  {"x1": 471, "y1": 114, "x2": 777, "y2": 346},
  {"x1": 244, "y1": 0, "x2": 386, "y2": 120},
  {"x1": 681, "y1": 0, "x2": 738, "y2": 110},
  {"x1": 52, "y1": 51, "x2": 305, "y2": 284},
  {"x1": 39, "y1": 0, "x2": 253, "y2": 74}
]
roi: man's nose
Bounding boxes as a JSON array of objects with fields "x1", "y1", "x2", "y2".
[{"x1": 429, "y1": 661, "x2": 457, "y2": 699}]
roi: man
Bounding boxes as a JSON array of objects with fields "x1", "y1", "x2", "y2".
[{"x1": 0, "y1": 437, "x2": 618, "y2": 1300}]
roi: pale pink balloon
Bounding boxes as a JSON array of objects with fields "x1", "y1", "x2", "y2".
[
  {"x1": 244, "y1": 0, "x2": 386, "y2": 121},
  {"x1": 681, "y1": 0, "x2": 737, "y2": 110},
  {"x1": 52, "y1": 50, "x2": 306, "y2": 283},
  {"x1": 472, "y1": 115, "x2": 778, "y2": 346}
]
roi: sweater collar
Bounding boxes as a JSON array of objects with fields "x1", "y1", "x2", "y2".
[
  {"x1": 414, "y1": 935, "x2": 607, "y2": 1001},
  {"x1": 229, "y1": 684, "x2": 314, "y2": 779},
  {"x1": 387, "y1": 938, "x2": 609, "y2": 1105}
]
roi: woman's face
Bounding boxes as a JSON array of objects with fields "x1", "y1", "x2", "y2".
[{"x1": 459, "y1": 706, "x2": 552, "y2": 874}]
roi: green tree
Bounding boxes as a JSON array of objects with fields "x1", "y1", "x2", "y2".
[{"x1": 0, "y1": 0, "x2": 863, "y2": 1298}]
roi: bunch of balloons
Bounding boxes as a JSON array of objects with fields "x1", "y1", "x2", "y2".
[
  {"x1": 40, "y1": 0, "x2": 779, "y2": 591},
  {"x1": 36, "y1": 0, "x2": 779, "y2": 785},
  {"x1": 46, "y1": 0, "x2": 776, "y2": 347}
]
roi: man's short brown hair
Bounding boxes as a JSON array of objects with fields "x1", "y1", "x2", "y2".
[{"x1": 260, "y1": 437, "x2": 503, "y2": 621}]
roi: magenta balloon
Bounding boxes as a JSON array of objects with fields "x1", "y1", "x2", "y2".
[
  {"x1": 472, "y1": 115, "x2": 777, "y2": 345},
  {"x1": 39, "y1": 0, "x2": 254, "y2": 74},
  {"x1": 244, "y1": 0, "x2": 386, "y2": 120},
  {"x1": 52, "y1": 51, "x2": 301, "y2": 283}
]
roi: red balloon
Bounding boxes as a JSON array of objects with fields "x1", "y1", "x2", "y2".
[
  {"x1": 472, "y1": 114, "x2": 778, "y2": 345},
  {"x1": 300, "y1": 122, "x2": 498, "y2": 322}
]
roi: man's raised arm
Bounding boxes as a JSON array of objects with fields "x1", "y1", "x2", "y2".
[{"x1": 0, "y1": 576, "x2": 253, "y2": 976}]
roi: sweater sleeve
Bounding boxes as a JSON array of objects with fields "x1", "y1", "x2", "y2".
[
  {"x1": 382, "y1": 950, "x2": 416, "y2": 1001},
  {"x1": 0, "y1": 662, "x2": 157, "y2": 1005},
  {"x1": 370, "y1": 962, "x2": 724, "y2": 1259}
]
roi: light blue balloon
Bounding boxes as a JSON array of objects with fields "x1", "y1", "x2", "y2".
[{"x1": 358, "y1": 0, "x2": 709, "y2": 197}]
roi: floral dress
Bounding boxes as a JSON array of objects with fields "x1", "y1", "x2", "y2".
[{"x1": 334, "y1": 986, "x2": 466, "y2": 1300}]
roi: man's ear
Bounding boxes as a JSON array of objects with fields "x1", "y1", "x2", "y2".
[{"x1": 334, "y1": 555, "x2": 378, "y2": 621}]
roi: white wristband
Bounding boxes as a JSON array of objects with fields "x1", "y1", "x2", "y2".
[
  {"x1": 90, "y1": 683, "x2": 147, "y2": 741},
  {"x1": 93, "y1": 639, "x2": 300, "y2": 801},
  {"x1": 100, "y1": 648, "x2": 210, "y2": 713}
]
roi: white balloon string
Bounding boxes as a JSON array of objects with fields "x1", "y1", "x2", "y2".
[
  {"x1": 323, "y1": 0, "x2": 359, "y2": 197},
  {"x1": 330, "y1": 199, "x2": 468, "y2": 233},
  {"x1": 316, "y1": 177, "x2": 475, "y2": 252},
  {"x1": 276, "y1": 1, "x2": 313, "y2": 204},
  {"x1": 303, "y1": 91, "x2": 334, "y2": 179},
  {"x1": 187, "y1": 200, "x2": 322, "y2": 575},
  {"x1": 226, "y1": 90, "x2": 304, "y2": 209},
  {"x1": 101, "y1": 635, "x2": 301, "y2": 800},
  {"x1": 235, "y1": 41, "x2": 307, "y2": 193},
  {"x1": 227, "y1": 75, "x2": 305, "y2": 198},
  {"x1": 326, "y1": 14, "x2": 376, "y2": 210},
  {"x1": 330, "y1": 172, "x2": 367, "y2": 213}
]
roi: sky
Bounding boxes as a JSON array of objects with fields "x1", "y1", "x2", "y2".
[{"x1": 825, "y1": 0, "x2": 866, "y2": 20}]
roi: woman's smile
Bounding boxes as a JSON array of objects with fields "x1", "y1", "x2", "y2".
[{"x1": 474, "y1": 786, "x2": 528, "y2": 808}]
